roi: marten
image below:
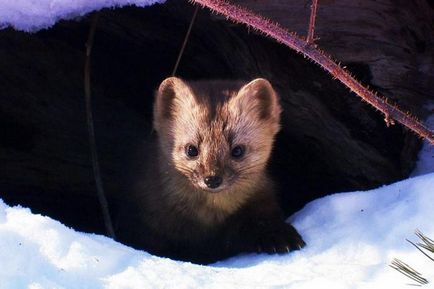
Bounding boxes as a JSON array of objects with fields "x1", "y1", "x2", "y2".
[{"x1": 117, "y1": 77, "x2": 305, "y2": 264}]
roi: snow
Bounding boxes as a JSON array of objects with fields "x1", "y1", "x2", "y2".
[
  {"x1": 1, "y1": 1, "x2": 434, "y2": 288},
  {"x1": 0, "y1": 0, "x2": 165, "y2": 32},
  {"x1": 411, "y1": 102, "x2": 434, "y2": 177},
  {"x1": 1, "y1": 173, "x2": 434, "y2": 288},
  {"x1": 2, "y1": 131, "x2": 433, "y2": 289}
]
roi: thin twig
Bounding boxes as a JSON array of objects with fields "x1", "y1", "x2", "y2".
[
  {"x1": 172, "y1": 5, "x2": 200, "y2": 76},
  {"x1": 306, "y1": 0, "x2": 318, "y2": 43},
  {"x1": 190, "y1": 0, "x2": 434, "y2": 144},
  {"x1": 84, "y1": 12, "x2": 116, "y2": 239}
]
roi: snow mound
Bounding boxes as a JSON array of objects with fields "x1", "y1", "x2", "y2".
[
  {"x1": 0, "y1": 0, "x2": 165, "y2": 32},
  {"x1": 1, "y1": 173, "x2": 433, "y2": 288},
  {"x1": 411, "y1": 102, "x2": 434, "y2": 177}
]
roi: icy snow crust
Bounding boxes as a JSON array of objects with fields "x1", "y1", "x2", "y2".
[
  {"x1": 1, "y1": 173, "x2": 433, "y2": 289},
  {"x1": 0, "y1": 0, "x2": 165, "y2": 32}
]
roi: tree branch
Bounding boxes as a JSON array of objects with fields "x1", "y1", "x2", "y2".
[
  {"x1": 306, "y1": 0, "x2": 318, "y2": 44},
  {"x1": 190, "y1": 0, "x2": 434, "y2": 144}
]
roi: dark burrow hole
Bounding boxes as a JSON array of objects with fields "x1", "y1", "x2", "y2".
[{"x1": 0, "y1": 1, "x2": 421, "y2": 239}]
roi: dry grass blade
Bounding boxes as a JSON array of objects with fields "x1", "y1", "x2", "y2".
[
  {"x1": 390, "y1": 258, "x2": 429, "y2": 286},
  {"x1": 84, "y1": 12, "x2": 116, "y2": 239},
  {"x1": 172, "y1": 5, "x2": 199, "y2": 76},
  {"x1": 415, "y1": 230, "x2": 434, "y2": 254},
  {"x1": 407, "y1": 239, "x2": 434, "y2": 263}
]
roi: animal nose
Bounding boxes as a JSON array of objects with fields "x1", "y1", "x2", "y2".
[{"x1": 204, "y1": 176, "x2": 223, "y2": 189}]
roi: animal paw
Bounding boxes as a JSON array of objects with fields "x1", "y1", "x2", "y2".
[{"x1": 255, "y1": 222, "x2": 305, "y2": 254}]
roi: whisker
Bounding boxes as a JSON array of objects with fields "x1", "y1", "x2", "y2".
[
  {"x1": 174, "y1": 165, "x2": 194, "y2": 174},
  {"x1": 238, "y1": 162, "x2": 266, "y2": 173}
]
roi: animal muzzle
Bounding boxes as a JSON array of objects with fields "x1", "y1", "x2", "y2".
[{"x1": 204, "y1": 175, "x2": 223, "y2": 189}]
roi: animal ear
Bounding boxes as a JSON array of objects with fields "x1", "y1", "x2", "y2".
[
  {"x1": 153, "y1": 77, "x2": 195, "y2": 131},
  {"x1": 230, "y1": 78, "x2": 281, "y2": 122}
]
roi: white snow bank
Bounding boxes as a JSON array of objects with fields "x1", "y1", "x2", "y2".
[
  {"x1": 1, "y1": 173, "x2": 433, "y2": 289},
  {"x1": 0, "y1": 0, "x2": 165, "y2": 32},
  {"x1": 412, "y1": 102, "x2": 434, "y2": 177}
]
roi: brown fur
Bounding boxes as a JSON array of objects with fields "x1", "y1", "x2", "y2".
[{"x1": 117, "y1": 77, "x2": 305, "y2": 263}]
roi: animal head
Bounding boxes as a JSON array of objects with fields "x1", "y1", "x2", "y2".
[{"x1": 153, "y1": 77, "x2": 281, "y2": 193}]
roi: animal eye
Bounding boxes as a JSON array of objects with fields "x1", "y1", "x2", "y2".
[
  {"x1": 186, "y1": 144, "x2": 199, "y2": 158},
  {"x1": 231, "y1": 145, "x2": 245, "y2": 158}
]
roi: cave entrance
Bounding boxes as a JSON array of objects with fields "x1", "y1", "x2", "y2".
[{"x1": 0, "y1": 0, "x2": 421, "y2": 235}]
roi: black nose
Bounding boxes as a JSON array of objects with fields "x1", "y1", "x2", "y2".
[{"x1": 204, "y1": 176, "x2": 223, "y2": 189}]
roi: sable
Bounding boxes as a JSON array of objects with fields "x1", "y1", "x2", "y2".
[{"x1": 117, "y1": 77, "x2": 305, "y2": 264}]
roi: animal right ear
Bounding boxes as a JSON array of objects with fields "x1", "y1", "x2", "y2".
[{"x1": 153, "y1": 77, "x2": 193, "y2": 131}]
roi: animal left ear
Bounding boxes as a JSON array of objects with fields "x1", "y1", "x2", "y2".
[{"x1": 230, "y1": 78, "x2": 281, "y2": 123}]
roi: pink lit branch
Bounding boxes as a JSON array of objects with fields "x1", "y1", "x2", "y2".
[
  {"x1": 306, "y1": 0, "x2": 318, "y2": 44},
  {"x1": 190, "y1": 0, "x2": 434, "y2": 144}
]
